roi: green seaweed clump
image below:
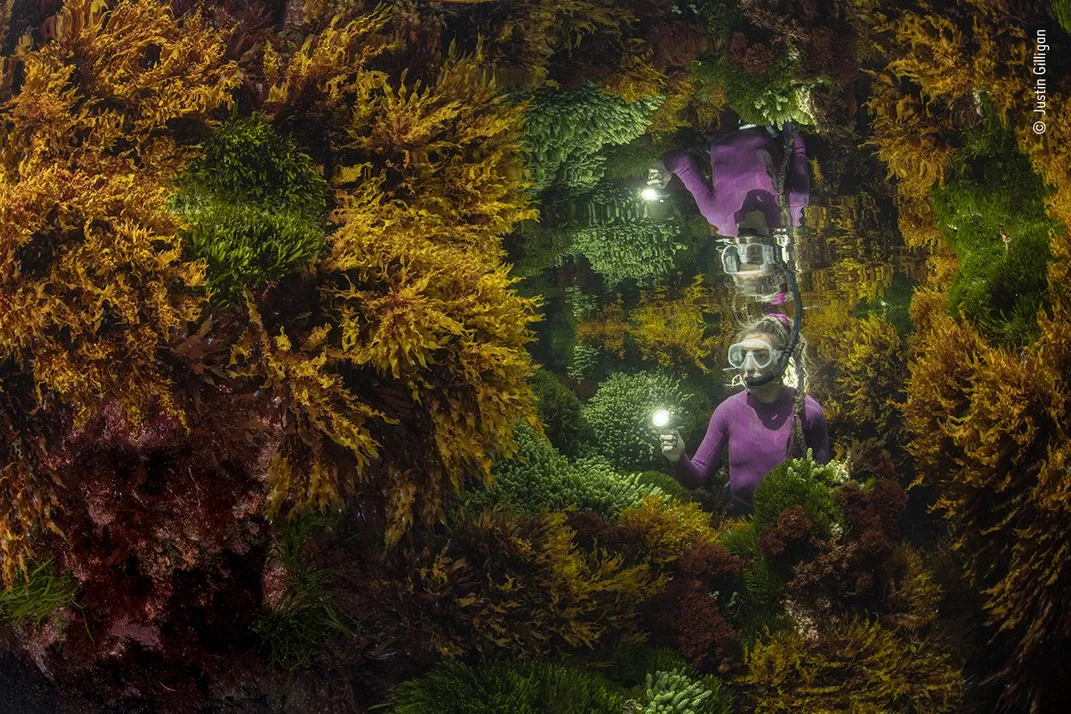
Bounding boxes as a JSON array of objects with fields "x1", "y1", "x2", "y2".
[
  {"x1": 716, "y1": 524, "x2": 790, "y2": 639},
  {"x1": 568, "y1": 342, "x2": 607, "y2": 383},
  {"x1": 458, "y1": 423, "x2": 662, "y2": 521},
  {"x1": 633, "y1": 470, "x2": 698, "y2": 504},
  {"x1": 641, "y1": 668, "x2": 733, "y2": 714},
  {"x1": 172, "y1": 117, "x2": 331, "y2": 305},
  {"x1": 0, "y1": 559, "x2": 78, "y2": 629},
  {"x1": 692, "y1": 51, "x2": 813, "y2": 129},
  {"x1": 253, "y1": 512, "x2": 350, "y2": 672},
  {"x1": 530, "y1": 368, "x2": 590, "y2": 457},
  {"x1": 581, "y1": 371, "x2": 696, "y2": 471},
  {"x1": 751, "y1": 456, "x2": 847, "y2": 538}
]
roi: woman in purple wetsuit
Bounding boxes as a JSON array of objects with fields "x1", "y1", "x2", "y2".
[
  {"x1": 652, "y1": 122, "x2": 809, "y2": 303},
  {"x1": 659, "y1": 313, "x2": 829, "y2": 514}
]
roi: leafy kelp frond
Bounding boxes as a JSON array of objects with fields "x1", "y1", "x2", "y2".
[
  {"x1": 863, "y1": 72, "x2": 956, "y2": 201},
  {"x1": 577, "y1": 298, "x2": 630, "y2": 358},
  {"x1": 227, "y1": 299, "x2": 390, "y2": 520},
  {"x1": 902, "y1": 227, "x2": 1071, "y2": 709},
  {"x1": 258, "y1": 4, "x2": 396, "y2": 127},
  {"x1": 217, "y1": 24, "x2": 543, "y2": 544},
  {"x1": 630, "y1": 275, "x2": 720, "y2": 373},
  {"x1": 0, "y1": 0, "x2": 237, "y2": 428},
  {"x1": 619, "y1": 494, "x2": 723, "y2": 565},
  {"x1": 432, "y1": 0, "x2": 624, "y2": 92},
  {"x1": 581, "y1": 371, "x2": 696, "y2": 471},
  {"x1": 739, "y1": 617, "x2": 964, "y2": 713},
  {"x1": 3, "y1": 0, "x2": 239, "y2": 178},
  {"x1": 398, "y1": 506, "x2": 665, "y2": 658}
]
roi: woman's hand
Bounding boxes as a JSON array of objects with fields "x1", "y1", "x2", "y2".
[{"x1": 660, "y1": 429, "x2": 685, "y2": 463}]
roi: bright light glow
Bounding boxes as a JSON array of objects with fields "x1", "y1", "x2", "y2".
[
  {"x1": 641, "y1": 187, "x2": 660, "y2": 201},
  {"x1": 652, "y1": 409, "x2": 671, "y2": 428}
]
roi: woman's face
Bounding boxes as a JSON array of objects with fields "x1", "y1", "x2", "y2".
[{"x1": 731, "y1": 333, "x2": 778, "y2": 381}]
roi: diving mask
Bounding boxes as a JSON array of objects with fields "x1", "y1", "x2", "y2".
[
  {"x1": 727, "y1": 339, "x2": 781, "y2": 371},
  {"x1": 721, "y1": 242, "x2": 779, "y2": 276}
]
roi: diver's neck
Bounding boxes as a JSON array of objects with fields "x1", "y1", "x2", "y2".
[{"x1": 748, "y1": 382, "x2": 784, "y2": 404}]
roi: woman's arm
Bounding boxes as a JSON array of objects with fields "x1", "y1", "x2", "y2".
[
  {"x1": 783, "y1": 124, "x2": 809, "y2": 228},
  {"x1": 662, "y1": 150, "x2": 719, "y2": 226},
  {"x1": 672, "y1": 403, "x2": 731, "y2": 488}
]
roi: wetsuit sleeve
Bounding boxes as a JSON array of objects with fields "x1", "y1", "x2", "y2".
[
  {"x1": 672, "y1": 402, "x2": 730, "y2": 489},
  {"x1": 662, "y1": 150, "x2": 719, "y2": 226},
  {"x1": 803, "y1": 398, "x2": 830, "y2": 464},
  {"x1": 784, "y1": 124, "x2": 809, "y2": 228}
]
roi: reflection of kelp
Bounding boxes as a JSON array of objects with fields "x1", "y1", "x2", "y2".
[
  {"x1": 931, "y1": 110, "x2": 1059, "y2": 347},
  {"x1": 518, "y1": 83, "x2": 663, "y2": 195},
  {"x1": 805, "y1": 260, "x2": 892, "y2": 309},
  {"x1": 516, "y1": 182, "x2": 687, "y2": 287}
]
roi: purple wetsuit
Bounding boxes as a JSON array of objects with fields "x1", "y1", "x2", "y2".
[
  {"x1": 662, "y1": 125, "x2": 809, "y2": 237},
  {"x1": 672, "y1": 387, "x2": 829, "y2": 506}
]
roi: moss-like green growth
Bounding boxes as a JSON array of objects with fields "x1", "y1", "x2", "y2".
[
  {"x1": 593, "y1": 642, "x2": 692, "y2": 688},
  {"x1": 172, "y1": 117, "x2": 330, "y2": 304},
  {"x1": 0, "y1": 559, "x2": 78, "y2": 628},
  {"x1": 254, "y1": 512, "x2": 350, "y2": 672},
  {"x1": 751, "y1": 456, "x2": 846, "y2": 538},
  {"x1": 530, "y1": 368, "x2": 590, "y2": 457},
  {"x1": 384, "y1": 657, "x2": 625, "y2": 714},
  {"x1": 458, "y1": 423, "x2": 662, "y2": 521},
  {"x1": 930, "y1": 106, "x2": 1060, "y2": 347},
  {"x1": 1046, "y1": 0, "x2": 1071, "y2": 36},
  {"x1": 382, "y1": 653, "x2": 733, "y2": 714},
  {"x1": 180, "y1": 201, "x2": 329, "y2": 302},
  {"x1": 581, "y1": 371, "x2": 696, "y2": 471}
]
